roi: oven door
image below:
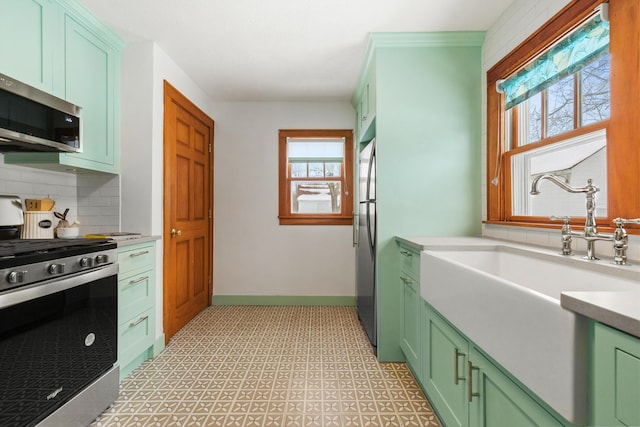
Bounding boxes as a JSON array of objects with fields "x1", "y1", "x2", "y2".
[{"x1": 0, "y1": 264, "x2": 118, "y2": 427}]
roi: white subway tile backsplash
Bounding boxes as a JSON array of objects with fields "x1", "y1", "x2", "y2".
[{"x1": 0, "y1": 157, "x2": 120, "y2": 235}]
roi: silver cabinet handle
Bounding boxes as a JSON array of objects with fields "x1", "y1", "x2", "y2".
[
  {"x1": 467, "y1": 361, "x2": 480, "y2": 402},
  {"x1": 129, "y1": 250, "x2": 149, "y2": 258},
  {"x1": 400, "y1": 276, "x2": 413, "y2": 285},
  {"x1": 400, "y1": 250, "x2": 413, "y2": 257},
  {"x1": 454, "y1": 348, "x2": 466, "y2": 385},
  {"x1": 123, "y1": 275, "x2": 150, "y2": 289},
  {"x1": 129, "y1": 316, "x2": 149, "y2": 328}
]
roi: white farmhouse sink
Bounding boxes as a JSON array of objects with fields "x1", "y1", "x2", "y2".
[{"x1": 420, "y1": 244, "x2": 639, "y2": 425}]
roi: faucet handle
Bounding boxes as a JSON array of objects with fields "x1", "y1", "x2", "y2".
[
  {"x1": 550, "y1": 216, "x2": 572, "y2": 255},
  {"x1": 613, "y1": 217, "x2": 640, "y2": 227},
  {"x1": 550, "y1": 215, "x2": 571, "y2": 225}
]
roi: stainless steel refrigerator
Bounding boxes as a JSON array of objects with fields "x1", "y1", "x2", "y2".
[{"x1": 356, "y1": 138, "x2": 376, "y2": 348}]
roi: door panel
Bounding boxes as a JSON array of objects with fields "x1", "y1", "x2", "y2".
[
  {"x1": 194, "y1": 162, "x2": 206, "y2": 219},
  {"x1": 163, "y1": 81, "x2": 214, "y2": 342},
  {"x1": 175, "y1": 240, "x2": 190, "y2": 308}
]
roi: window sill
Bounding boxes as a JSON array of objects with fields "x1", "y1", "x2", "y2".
[{"x1": 279, "y1": 216, "x2": 353, "y2": 226}]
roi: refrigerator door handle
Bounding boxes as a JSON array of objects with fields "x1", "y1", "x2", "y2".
[
  {"x1": 353, "y1": 211, "x2": 359, "y2": 247},
  {"x1": 366, "y1": 202, "x2": 375, "y2": 258},
  {"x1": 366, "y1": 144, "x2": 375, "y2": 201}
]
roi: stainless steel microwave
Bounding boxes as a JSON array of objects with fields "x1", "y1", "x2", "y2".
[{"x1": 0, "y1": 73, "x2": 81, "y2": 153}]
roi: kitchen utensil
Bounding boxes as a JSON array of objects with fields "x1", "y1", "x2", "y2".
[
  {"x1": 25, "y1": 198, "x2": 55, "y2": 211},
  {"x1": 54, "y1": 209, "x2": 70, "y2": 237}
]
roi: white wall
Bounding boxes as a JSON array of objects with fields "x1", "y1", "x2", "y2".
[
  {"x1": 209, "y1": 101, "x2": 356, "y2": 297},
  {"x1": 120, "y1": 41, "x2": 216, "y2": 342}
]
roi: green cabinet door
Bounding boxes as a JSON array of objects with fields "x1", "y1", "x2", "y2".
[
  {"x1": 400, "y1": 272, "x2": 421, "y2": 377},
  {"x1": 353, "y1": 63, "x2": 376, "y2": 143},
  {"x1": 592, "y1": 322, "x2": 640, "y2": 427},
  {"x1": 117, "y1": 242, "x2": 158, "y2": 380},
  {"x1": 423, "y1": 303, "x2": 566, "y2": 427},
  {"x1": 0, "y1": 0, "x2": 56, "y2": 91},
  {"x1": 62, "y1": 13, "x2": 119, "y2": 172},
  {"x1": 468, "y1": 347, "x2": 564, "y2": 427},
  {"x1": 423, "y1": 305, "x2": 469, "y2": 427}
]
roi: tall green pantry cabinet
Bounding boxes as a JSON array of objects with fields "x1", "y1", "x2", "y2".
[{"x1": 352, "y1": 33, "x2": 484, "y2": 361}]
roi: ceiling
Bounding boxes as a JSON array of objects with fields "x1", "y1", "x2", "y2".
[{"x1": 80, "y1": 0, "x2": 514, "y2": 102}]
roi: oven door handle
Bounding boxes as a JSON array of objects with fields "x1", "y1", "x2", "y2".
[{"x1": 0, "y1": 264, "x2": 119, "y2": 309}]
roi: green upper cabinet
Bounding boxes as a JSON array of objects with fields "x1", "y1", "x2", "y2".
[
  {"x1": 352, "y1": 33, "x2": 484, "y2": 362},
  {"x1": 0, "y1": 0, "x2": 56, "y2": 92},
  {"x1": 354, "y1": 65, "x2": 376, "y2": 143},
  {"x1": 2, "y1": 0, "x2": 124, "y2": 174},
  {"x1": 60, "y1": 12, "x2": 120, "y2": 171},
  {"x1": 591, "y1": 321, "x2": 640, "y2": 427}
]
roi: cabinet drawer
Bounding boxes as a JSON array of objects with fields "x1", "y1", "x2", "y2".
[
  {"x1": 118, "y1": 243, "x2": 155, "y2": 274},
  {"x1": 398, "y1": 244, "x2": 420, "y2": 279},
  {"x1": 119, "y1": 307, "x2": 154, "y2": 367},
  {"x1": 119, "y1": 270, "x2": 154, "y2": 322}
]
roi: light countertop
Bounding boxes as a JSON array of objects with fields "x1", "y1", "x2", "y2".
[
  {"x1": 115, "y1": 235, "x2": 161, "y2": 247},
  {"x1": 561, "y1": 291, "x2": 640, "y2": 337},
  {"x1": 397, "y1": 235, "x2": 640, "y2": 338}
]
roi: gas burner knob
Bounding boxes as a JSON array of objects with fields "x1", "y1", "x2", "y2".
[
  {"x1": 7, "y1": 271, "x2": 27, "y2": 284},
  {"x1": 95, "y1": 254, "x2": 109, "y2": 265},
  {"x1": 48, "y1": 263, "x2": 65, "y2": 275},
  {"x1": 79, "y1": 257, "x2": 94, "y2": 268}
]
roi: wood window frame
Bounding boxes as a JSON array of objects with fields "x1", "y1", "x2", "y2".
[
  {"x1": 486, "y1": 0, "x2": 640, "y2": 234},
  {"x1": 278, "y1": 129, "x2": 354, "y2": 226}
]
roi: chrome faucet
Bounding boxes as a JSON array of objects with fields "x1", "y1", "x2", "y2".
[{"x1": 530, "y1": 176, "x2": 612, "y2": 261}]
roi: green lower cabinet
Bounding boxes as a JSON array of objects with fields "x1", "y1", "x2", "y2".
[
  {"x1": 468, "y1": 347, "x2": 563, "y2": 427},
  {"x1": 117, "y1": 241, "x2": 158, "y2": 379},
  {"x1": 422, "y1": 304, "x2": 564, "y2": 427},
  {"x1": 422, "y1": 303, "x2": 469, "y2": 427},
  {"x1": 398, "y1": 243, "x2": 422, "y2": 379},
  {"x1": 591, "y1": 321, "x2": 640, "y2": 427},
  {"x1": 400, "y1": 272, "x2": 421, "y2": 377}
]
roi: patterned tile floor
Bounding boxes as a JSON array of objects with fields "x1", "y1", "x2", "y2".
[{"x1": 92, "y1": 306, "x2": 441, "y2": 427}]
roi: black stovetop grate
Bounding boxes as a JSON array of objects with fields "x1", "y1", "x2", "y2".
[{"x1": 0, "y1": 238, "x2": 111, "y2": 258}]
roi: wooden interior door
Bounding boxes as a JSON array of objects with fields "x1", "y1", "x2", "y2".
[{"x1": 163, "y1": 81, "x2": 214, "y2": 343}]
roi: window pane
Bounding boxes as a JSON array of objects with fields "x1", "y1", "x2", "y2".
[
  {"x1": 527, "y1": 92, "x2": 542, "y2": 143},
  {"x1": 581, "y1": 54, "x2": 610, "y2": 126},
  {"x1": 511, "y1": 129, "x2": 607, "y2": 217},
  {"x1": 546, "y1": 75, "x2": 574, "y2": 138},
  {"x1": 291, "y1": 163, "x2": 307, "y2": 178},
  {"x1": 504, "y1": 108, "x2": 513, "y2": 151},
  {"x1": 287, "y1": 140, "x2": 344, "y2": 160},
  {"x1": 325, "y1": 162, "x2": 341, "y2": 177},
  {"x1": 291, "y1": 181, "x2": 341, "y2": 213},
  {"x1": 308, "y1": 163, "x2": 324, "y2": 177}
]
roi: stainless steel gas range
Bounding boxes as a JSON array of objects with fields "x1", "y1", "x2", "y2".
[{"x1": 0, "y1": 196, "x2": 119, "y2": 426}]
